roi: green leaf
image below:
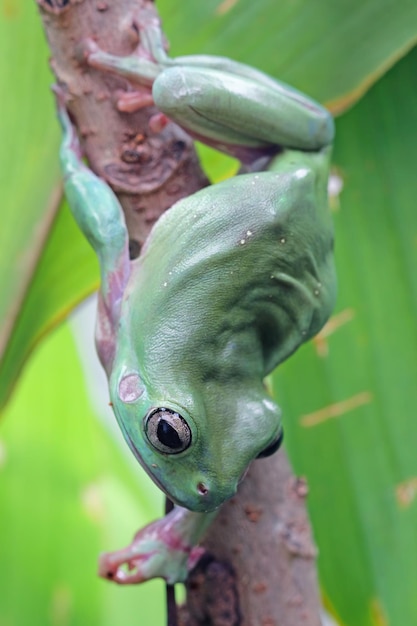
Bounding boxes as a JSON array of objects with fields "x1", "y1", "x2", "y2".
[
  {"x1": 0, "y1": 201, "x2": 98, "y2": 407},
  {"x1": 0, "y1": 2, "x2": 101, "y2": 409},
  {"x1": 0, "y1": 0, "x2": 61, "y2": 358},
  {"x1": 0, "y1": 320, "x2": 165, "y2": 625},
  {"x1": 158, "y1": 0, "x2": 417, "y2": 111},
  {"x1": 272, "y1": 46, "x2": 417, "y2": 625}
]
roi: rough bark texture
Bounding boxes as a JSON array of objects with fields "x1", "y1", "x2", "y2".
[
  {"x1": 36, "y1": 1, "x2": 323, "y2": 624},
  {"x1": 37, "y1": 0, "x2": 208, "y2": 255}
]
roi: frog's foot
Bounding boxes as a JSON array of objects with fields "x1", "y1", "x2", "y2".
[
  {"x1": 77, "y1": 37, "x2": 169, "y2": 121},
  {"x1": 115, "y1": 88, "x2": 169, "y2": 129},
  {"x1": 116, "y1": 88, "x2": 154, "y2": 113},
  {"x1": 81, "y1": 34, "x2": 161, "y2": 89},
  {"x1": 98, "y1": 509, "x2": 208, "y2": 585}
]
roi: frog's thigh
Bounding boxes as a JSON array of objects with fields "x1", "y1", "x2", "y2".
[{"x1": 153, "y1": 66, "x2": 333, "y2": 151}]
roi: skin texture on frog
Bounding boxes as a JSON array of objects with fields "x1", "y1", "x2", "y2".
[{"x1": 56, "y1": 10, "x2": 336, "y2": 585}]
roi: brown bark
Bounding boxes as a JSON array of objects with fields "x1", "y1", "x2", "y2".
[
  {"x1": 36, "y1": 1, "x2": 323, "y2": 624},
  {"x1": 37, "y1": 0, "x2": 208, "y2": 254}
]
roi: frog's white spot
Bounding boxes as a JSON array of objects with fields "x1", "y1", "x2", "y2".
[
  {"x1": 262, "y1": 398, "x2": 277, "y2": 413},
  {"x1": 118, "y1": 373, "x2": 144, "y2": 403},
  {"x1": 328, "y1": 170, "x2": 344, "y2": 211},
  {"x1": 240, "y1": 239, "x2": 246, "y2": 245},
  {"x1": 163, "y1": 281, "x2": 168, "y2": 287},
  {"x1": 314, "y1": 289, "x2": 320, "y2": 296},
  {"x1": 280, "y1": 237, "x2": 286, "y2": 244},
  {"x1": 0, "y1": 440, "x2": 7, "y2": 468},
  {"x1": 295, "y1": 167, "x2": 309, "y2": 180},
  {"x1": 168, "y1": 271, "x2": 173, "y2": 276},
  {"x1": 246, "y1": 230, "x2": 253, "y2": 237},
  {"x1": 178, "y1": 85, "x2": 194, "y2": 98}
]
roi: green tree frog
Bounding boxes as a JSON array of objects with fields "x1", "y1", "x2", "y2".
[{"x1": 55, "y1": 10, "x2": 336, "y2": 585}]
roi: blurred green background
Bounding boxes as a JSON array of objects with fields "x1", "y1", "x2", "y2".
[{"x1": 2, "y1": 0, "x2": 417, "y2": 624}]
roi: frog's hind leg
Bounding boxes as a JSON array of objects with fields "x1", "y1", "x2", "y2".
[
  {"x1": 152, "y1": 61, "x2": 334, "y2": 165},
  {"x1": 55, "y1": 92, "x2": 130, "y2": 372}
]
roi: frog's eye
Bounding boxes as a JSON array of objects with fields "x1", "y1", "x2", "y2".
[{"x1": 145, "y1": 408, "x2": 192, "y2": 454}]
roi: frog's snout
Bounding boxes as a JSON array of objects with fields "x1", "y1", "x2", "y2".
[
  {"x1": 185, "y1": 477, "x2": 239, "y2": 513},
  {"x1": 197, "y1": 481, "x2": 209, "y2": 497}
]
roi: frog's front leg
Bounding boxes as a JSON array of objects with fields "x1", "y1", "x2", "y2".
[
  {"x1": 55, "y1": 92, "x2": 130, "y2": 373},
  {"x1": 99, "y1": 506, "x2": 215, "y2": 584}
]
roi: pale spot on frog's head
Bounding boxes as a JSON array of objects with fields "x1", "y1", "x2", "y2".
[
  {"x1": 118, "y1": 373, "x2": 144, "y2": 403},
  {"x1": 262, "y1": 398, "x2": 278, "y2": 413},
  {"x1": 294, "y1": 167, "x2": 310, "y2": 180}
]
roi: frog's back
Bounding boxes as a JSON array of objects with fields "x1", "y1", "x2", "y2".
[
  {"x1": 125, "y1": 152, "x2": 335, "y2": 381},
  {"x1": 139, "y1": 148, "x2": 331, "y2": 274}
]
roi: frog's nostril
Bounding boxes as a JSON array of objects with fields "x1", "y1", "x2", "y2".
[{"x1": 197, "y1": 482, "x2": 209, "y2": 496}]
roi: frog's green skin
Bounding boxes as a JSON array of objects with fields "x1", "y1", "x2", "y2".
[{"x1": 57, "y1": 11, "x2": 335, "y2": 584}]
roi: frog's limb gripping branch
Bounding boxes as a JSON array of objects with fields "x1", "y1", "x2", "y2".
[
  {"x1": 98, "y1": 506, "x2": 214, "y2": 585},
  {"x1": 55, "y1": 87, "x2": 130, "y2": 371}
]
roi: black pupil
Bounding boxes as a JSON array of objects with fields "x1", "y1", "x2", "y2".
[{"x1": 157, "y1": 418, "x2": 182, "y2": 449}]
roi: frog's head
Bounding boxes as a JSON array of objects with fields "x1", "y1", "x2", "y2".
[{"x1": 110, "y1": 369, "x2": 282, "y2": 513}]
